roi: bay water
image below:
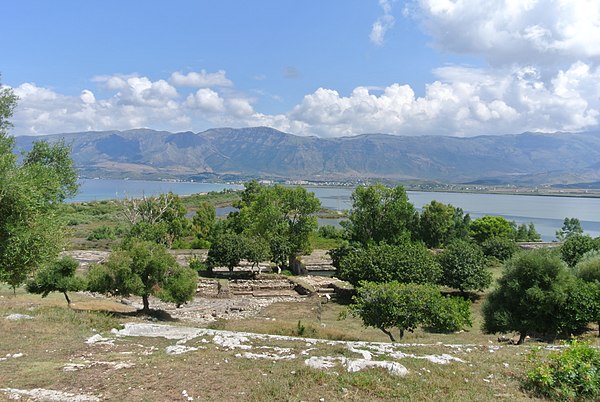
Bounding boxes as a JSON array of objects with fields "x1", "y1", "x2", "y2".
[{"x1": 70, "y1": 179, "x2": 600, "y2": 241}]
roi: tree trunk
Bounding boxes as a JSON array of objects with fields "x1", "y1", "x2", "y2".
[
  {"x1": 380, "y1": 328, "x2": 396, "y2": 342},
  {"x1": 517, "y1": 331, "x2": 527, "y2": 345},
  {"x1": 63, "y1": 292, "x2": 71, "y2": 307},
  {"x1": 142, "y1": 295, "x2": 150, "y2": 312}
]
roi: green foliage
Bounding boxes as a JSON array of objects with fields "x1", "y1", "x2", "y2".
[
  {"x1": 318, "y1": 225, "x2": 343, "y2": 239},
  {"x1": 157, "y1": 265, "x2": 197, "y2": 307},
  {"x1": 0, "y1": 86, "x2": 79, "y2": 292},
  {"x1": 229, "y1": 183, "x2": 320, "y2": 269},
  {"x1": 427, "y1": 295, "x2": 473, "y2": 333},
  {"x1": 418, "y1": 200, "x2": 471, "y2": 248},
  {"x1": 482, "y1": 249, "x2": 575, "y2": 343},
  {"x1": 574, "y1": 250, "x2": 600, "y2": 283},
  {"x1": 337, "y1": 241, "x2": 441, "y2": 286},
  {"x1": 87, "y1": 240, "x2": 196, "y2": 310},
  {"x1": 123, "y1": 192, "x2": 190, "y2": 248},
  {"x1": 207, "y1": 231, "x2": 245, "y2": 273},
  {"x1": 514, "y1": 222, "x2": 541, "y2": 242},
  {"x1": 526, "y1": 340, "x2": 600, "y2": 401},
  {"x1": 561, "y1": 235, "x2": 600, "y2": 267},
  {"x1": 349, "y1": 281, "x2": 471, "y2": 341},
  {"x1": 188, "y1": 257, "x2": 207, "y2": 273},
  {"x1": 557, "y1": 280, "x2": 600, "y2": 335},
  {"x1": 192, "y1": 201, "x2": 216, "y2": 240},
  {"x1": 345, "y1": 184, "x2": 418, "y2": 246},
  {"x1": 87, "y1": 225, "x2": 116, "y2": 241},
  {"x1": 470, "y1": 216, "x2": 514, "y2": 243},
  {"x1": 556, "y1": 217, "x2": 584, "y2": 241},
  {"x1": 480, "y1": 236, "x2": 518, "y2": 261},
  {"x1": 26, "y1": 257, "x2": 86, "y2": 305},
  {"x1": 243, "y1": 235, "x2": 271, "y2": 271},
  {"x1": 438, "y1": 240, "x2": 491, "y2": 293}
]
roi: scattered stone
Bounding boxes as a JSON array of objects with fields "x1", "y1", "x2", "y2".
[
  {"x1": 85, "y1": 334, "x2": 114, "y2": 345},
  {"x1": 5, "y1": 314, "x2": 33, "y2": 321},
  {"x1": 344, "y1": 359, "x2": 408, "y2": 376},
  {"x1": 166, "y1": 345, "x2": 198, "y2": 355},
  {"x1": 0, "y1": 388, "x2": 100, "y2": 401}
]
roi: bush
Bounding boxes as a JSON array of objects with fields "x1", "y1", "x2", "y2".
[
  {"x1": 337, "y1": 242, "x2": 441, "y2": 286},
  {"x1": 427, "y1": 296, "x2": 472, "y2": 333},
  {"x1": 482, "y1": 249, "x2": 574, "y2": 344},
  {"x1": 87, "y1": 225, "x2": 116, "y2": 241},
  {"x1": 349, "y1": 281, "x2": 471, "y2": 341},
  {"x1": 574, "y1": 250, "x2": 600, "y2": 283},
  {"x1": 561, "y1": 235, "x2": 599, "y2": 267},
  {"x1": 318, "y1": 225, "x2": 343, "y2": 239},
  {"x1": 438, "y1": 240, "x2": 491, "y2": 293},
  {"x1": 481, "y1": 236, "x2": 518, "y2": 261},
  {"x1": 526, "y1": 340, "x2": 600, "y2": 401},
  {"x1": 188, "y1": 257, "x2": 207, "y2": 273}
]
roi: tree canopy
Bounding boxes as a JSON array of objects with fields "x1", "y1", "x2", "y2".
[
  {"x1": 344, "y1": 184, "x2": 417, "y2": 246},
  {"x1": 0, "y1": 82, "x2": 79, "y2": 292},
  {"x1": 419, "y1": 200, "x2": 470, "y2": 248}
]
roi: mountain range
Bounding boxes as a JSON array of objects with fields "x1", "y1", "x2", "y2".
[{"x1": 12, "y1": 127, "x2": 600, "y2": 186}]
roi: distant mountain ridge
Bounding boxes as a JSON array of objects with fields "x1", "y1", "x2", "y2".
[{"x1": 13, "y1": 127, "x2": 600, "y2": 185}]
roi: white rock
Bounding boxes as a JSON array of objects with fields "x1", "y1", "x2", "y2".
[{"x1": 5, "y1": 314, "x2": 33, "y2": 321}]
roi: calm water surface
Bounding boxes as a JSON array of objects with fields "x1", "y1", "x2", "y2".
[{"x1": 69, "y1": 179, "x2": 600, "y2": 241}]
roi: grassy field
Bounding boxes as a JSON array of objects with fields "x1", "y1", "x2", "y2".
[{"x1": 1, "y1": 282, "x2": 597, "y2": 401}]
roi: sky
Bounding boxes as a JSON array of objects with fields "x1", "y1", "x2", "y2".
[{"x1": 2, "y1": 0, "x2": 600, "y2": 138}]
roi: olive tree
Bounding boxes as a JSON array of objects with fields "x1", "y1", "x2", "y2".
[
  {"x1": 349, "y1": 281, "x2": 471, "y2": 341},
  {"x1": 0, "y1": 81, "x2": 79, "y2": 292},
  {"x1": 26, "y1": 257, "x2": 86, "y2": 306},
  {"x1": 344, "y1": 184, "x2": 418, "y2": 245},
  {"x1": 88, "y1": 240, "x2": 196, "y2": 311},
  {"x1": 437, "y1": 240, "x2": 491, "y2": 294},
  {"x1": 419, "y1": 200, "x2": 470, "y2": 248},
  {"x1": 337, "y1": 241, "x2": 441, "y2": 286},
  {"x1": 483, "y1": 249, "x2": 574, "y2": 344}
]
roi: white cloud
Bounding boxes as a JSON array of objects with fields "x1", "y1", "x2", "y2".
[
  {"x1": 9, "y1": 63, "x2": 600, "y2": 137},
  {"x1": 413, "y1": 0, "x2": 600, "y2": 66},
  {"x1": 170, "y1": 70, "x2": 232, "y2": 87},
  {"x1": 370, "y1": 0, "x2": 396, "y2": 46},
  {"x1": 185, "y1": 88, "x2": 225, "y2": 113}
]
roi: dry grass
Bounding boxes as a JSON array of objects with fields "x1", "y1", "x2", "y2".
[{"x1": 1, "y1": 284, "x2": 598, "y2": 401}]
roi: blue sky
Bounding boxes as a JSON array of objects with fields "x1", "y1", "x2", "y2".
[{"x1": 2, "y1": 1, "x2": 600, "y2": 137}]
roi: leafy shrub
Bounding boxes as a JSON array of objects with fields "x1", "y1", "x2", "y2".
[
  {"x1": 188, "y1": 257, "x2": 207, "y2": 273},
  {"x1": 438, "y1": 240, "x2": 491, "y2": 293},
  {"x1": 481, "y1": 236, "x2": 518, "y2": 261},
  {"x1": 525, "y1": 340, "x2": 600, "y2": 401},
  {"x1": 190, "y1": 238, "x2": 211, "y2": 249},
  {"x1": 427, "y1": 296, "x2": 472, "y2": 333},
  {"x1": 482, "y1": 249, "x2": 574, "y2": 344},
  {"x1": 337, "y1": 242, "x2": 441, "y2": 286},
  {"x1": 574, "y1": 250, "x2": 600, "y2": 283},
  {"x1": 349, "y1": 281, "x2": 471, "y2": 341},
  {"x1": 87, "y1": 225, "x2": 116, "y2": 241},
  {"x1": 318, "y1": 225, "x2": 343, "y2": 239},
  {"x1": 561, "y1": 235, "x2": 600, "y2": 267}
]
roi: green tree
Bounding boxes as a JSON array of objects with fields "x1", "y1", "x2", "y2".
[
  {"x1": 438, "y1": 240, "x2": 491, "y2": 294},
  {"x1": 344, "y1": 184, "x2": 418, "y2": 245},
  {"x1": 26, "y1": 256, "x2": 86, "y2": 306},
  {"x1": 349, "y1": 281, "x2": 471, "y2": 341},
  {"x1": 560, "y1": 234, "x2": 600, "y2": 267},
  {"x1": 242, "y1": 235, "x2": 271, "y2": 274},
  {"x1": 514, "y1": 222, "x2": 541, "y2": 242},
  {"x1": 470, "y1": 216, "x2": 514, "y2": 243},
  {"x1": 0, "y1": 82, "x2": 79, "y2": 292},
  {"x1": 192, "y1": 201, "x2": 216, "y2": 241},
  {"x1": 482, "y1": 249, "x2": 574, "y2": 344},
  {"x1": 480, "y1": 236, "x2": 519, "y2": 261},
  {"x1": 234, "y1": 184, "x2": 320, "y2": 272},
  {"x1": 88, "y1": 240, "x2": 196, "y2": 311},
  {"x1": 123, "y1": 192, "x2": 190, "y2": 248},
  {"x1": 337, "y1": 241, "x2": 441, "y2": 286},
  {"x1": 574, "y1": 250, "x2": 600, "y2": 283},
  {"x1": 206, "y1": 231, "x2": 245, "y2": 275},
  {"x1": 556, "y1": 217, "x2": 584, "y2": 241},
  {"x1": 419, "y1": 201, "x2": 470, "y2": 248},
  {"x1": 573, "y1": 252, "x2": 600, "y2": 336}
]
